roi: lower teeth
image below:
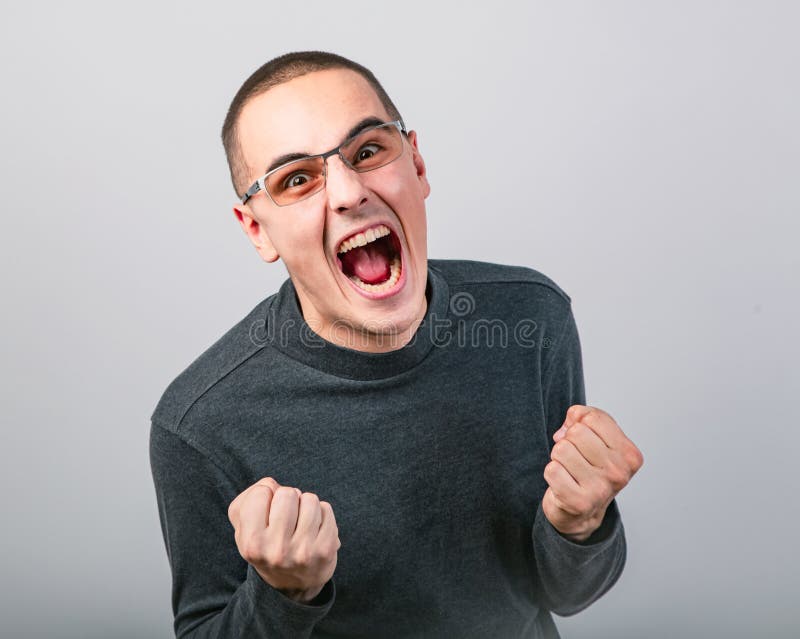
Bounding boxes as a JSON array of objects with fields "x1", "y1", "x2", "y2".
[{"x1": 349, "y1": 257, "x2": 401, "y2": 293}]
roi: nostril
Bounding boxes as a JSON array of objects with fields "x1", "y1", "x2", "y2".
[{"x1": 336, "y1": 196, "x2": 368, "y2": 214}]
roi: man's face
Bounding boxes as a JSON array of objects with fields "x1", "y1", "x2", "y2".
[{"x1": 234, "y1": 69, "x2": 430, "y2": 352}]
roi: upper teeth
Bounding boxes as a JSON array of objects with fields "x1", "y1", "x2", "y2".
[{"x1": 337, "y1": 224, "x2": 391, "y2": 254}]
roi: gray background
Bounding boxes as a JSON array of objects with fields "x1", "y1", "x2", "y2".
[{"x1": 1, "y1": 1, "x2": 797, "y2": 637}]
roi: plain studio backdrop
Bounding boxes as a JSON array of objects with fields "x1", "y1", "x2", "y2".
[{"x1": 1, "y1": 2, "x2": 797, "y2": 638}]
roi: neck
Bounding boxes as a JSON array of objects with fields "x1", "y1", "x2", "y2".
[
  {"x1": 326, "y1": 303, "x2": 428, "y2": 353},
  {"x1": 295, "y1": 290, "x2": 428, "y2": 354}
]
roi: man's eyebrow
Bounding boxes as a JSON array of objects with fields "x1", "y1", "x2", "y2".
[
  {"x1": 265, "y1": 152, "x2": 312, "y2": 175},
  {"x1": 344, "y1": 116, "x2": 387, "y2": 142},
  {"x1": 262, "y1": 116, "x2": 389, "y2": 174}
]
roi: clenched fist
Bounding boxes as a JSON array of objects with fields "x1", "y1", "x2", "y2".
[
  {"x1": 227, "y1": 477, "x2": 341, "y2": 603},
  {"x1": 543, "y1": 405, "x2": 643, "y2": 543}
]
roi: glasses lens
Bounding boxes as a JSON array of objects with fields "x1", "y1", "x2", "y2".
[
  {"x1": 265, "y1": 156, "x2": 326, "y2": 206},
  {"x1": 341, "y1": 123, "x2": 404, "y2": 173}
]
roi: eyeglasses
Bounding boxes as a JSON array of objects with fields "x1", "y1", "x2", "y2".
[{"x1": 241, "y1": 120, "x2": 408, "y2": 207}]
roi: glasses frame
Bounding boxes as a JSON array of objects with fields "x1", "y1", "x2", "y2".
[{"x1": 240, "y1": 119, "x2": 408, "y2": 206}]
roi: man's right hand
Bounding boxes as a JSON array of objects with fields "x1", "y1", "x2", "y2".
[{"x1": 227, "y1": 477, "x2": 341, "y2": 603}]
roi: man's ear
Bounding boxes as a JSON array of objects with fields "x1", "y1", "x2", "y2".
[
  {"x1": 232, "y1": 204, "x2": 280, "y2": 263},
  {"x1": 406, "y1": 130, "x2": 431, "y2": 198}
]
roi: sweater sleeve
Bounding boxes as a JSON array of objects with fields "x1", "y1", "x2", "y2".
[
  {"x1": 149, "y1": 421, "x2": 335, "y2": 638},
  {"x1": 531, "y1": 305, "x2": 627, "y2": 616}
]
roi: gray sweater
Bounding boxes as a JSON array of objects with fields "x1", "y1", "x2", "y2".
[{"x1": 150, "y1": 259, "x2": 626, "y2": 638}]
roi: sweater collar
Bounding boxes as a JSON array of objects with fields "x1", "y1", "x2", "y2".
[{"x1": 264, "y1": 263, "x2": 450, "y2": 380}]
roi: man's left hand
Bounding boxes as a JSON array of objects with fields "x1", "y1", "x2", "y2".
[{"x1": 542, "y1": 405, "x2": 644, "y2": 542}]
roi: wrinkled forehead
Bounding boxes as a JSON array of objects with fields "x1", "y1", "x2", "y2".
[{"x1": 237, "y1": 69, "x2": 392, "y2": 180}]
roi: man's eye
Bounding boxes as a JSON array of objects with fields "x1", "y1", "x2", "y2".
[
  {"x1": 283, "y1": 173, "x2": 311, "y2": 189},
  {"x1": 355, "y1": 144, "x2": 381, "y2": 163}
]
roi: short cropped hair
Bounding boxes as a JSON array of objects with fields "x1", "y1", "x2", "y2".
[{"x1": 222, "y1": 51, "x2": 403, "y2": 198}]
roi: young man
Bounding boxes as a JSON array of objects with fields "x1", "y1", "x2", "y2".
[{"x1": 150, "y1": 51, "x2": 643, "y2": 638}]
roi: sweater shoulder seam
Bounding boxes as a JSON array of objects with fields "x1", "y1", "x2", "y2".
[
  {"x1": 151, "y1": 418, "x2": 242, "y2": 487},
  {"x1": 174, "y1": 346, "x2": 266, "y2": 432}
]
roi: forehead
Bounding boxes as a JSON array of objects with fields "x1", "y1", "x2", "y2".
[{"x1": 237, "y1": 68, "x2": 391, "y2": 176}]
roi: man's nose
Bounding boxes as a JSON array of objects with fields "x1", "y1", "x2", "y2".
[{"x1": 324, "y1": 154, "x2": 369, "y2": 214}]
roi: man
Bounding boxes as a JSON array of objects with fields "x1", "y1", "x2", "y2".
[{"x1": 150, "y1": 51, "x2": 643, "y2": 638}]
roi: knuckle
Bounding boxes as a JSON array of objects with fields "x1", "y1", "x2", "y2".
[
  {"x1": 580, "y1": 410, "x2": 599, "y2": 429},
  {"x1": 255, "y1": 484, "x2": 274, "y2": 498},
  {"x1": 626, "y1": 445, "x2": 644, "y2": 471},
  {"x1": 611, "y1": 459, "x2": 632, "y2": 486},
  {"x1": 275, "y1": 486, "x2": 296, "y2": 499},
  {"x1": 301, "y1": 492, "x2": 320, "y2": 506},
  {"x1": 322, "y1": 538, "x2": 340, "y2": 558},
  {"x1": 568, "y1": 422, "x2": 587, "y2": 438},
  {"x1": 551, "y1": 440, "x2": 568, "y2": 458},
  {"x1": 294, "y1": 547, "x2": 311, "y2": 567},
  {"x1": 265, "y1": 544, "x2": 287, "y2": 567},
  {"x1": 255, "y1": 478, "x2": 278, "y2": 493},
  {"x1": 605, "y1": 465, "x2": 625, "y2": 488},
  {"x1": 240, "y1": 537, "x2": 262, "y2": 563}
]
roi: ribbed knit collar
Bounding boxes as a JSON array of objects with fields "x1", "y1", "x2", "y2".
[{"x1": 263, "y1": 263, "x2": 450, "y2": 380}]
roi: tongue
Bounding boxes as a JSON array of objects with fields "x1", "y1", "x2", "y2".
[{"x1": 340, "y1": 241, "x2": 391, "y2": 284}]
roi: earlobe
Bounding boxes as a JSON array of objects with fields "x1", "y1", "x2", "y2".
[
  {"x1": 232, "y1": 205, "x2": 280, "y2": 263},
  {"x1": 259, "y1": 239, "x2": 280, "y2": 263},
  {"x1": 413, "y1": 149, "x2": 425, "y2": 177}
]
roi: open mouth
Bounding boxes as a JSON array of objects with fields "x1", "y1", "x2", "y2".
[{"x1": 336, "y1": 223, "x2": 403, "y2": 295}]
